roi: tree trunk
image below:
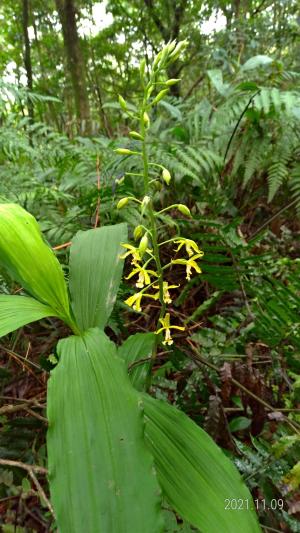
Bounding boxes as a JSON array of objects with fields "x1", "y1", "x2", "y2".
[
  {"x1": 22, "y1": 0, "x2": 34, "y2": 123},
  {"x1": 55, "y1": 0, "x2": 91, "y2": 134}
]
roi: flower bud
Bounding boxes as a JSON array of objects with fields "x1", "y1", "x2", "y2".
[
  {"x1": 165, "y1": 78, "x2": 181, "y2": 86},
  {"x1": 139, "y1": 58, "x2": 146, "y2": 80},
  {"x1": 162, "y1": 168, "x2": 171, "y2": 185},
  {"x1": 167, "y1": 40, "x2": 177, "y2": 54},
  {"x1": 115, "y1": 176, "x2": 125, "y2": 186},
  {"x1": 143, "y1": 112, "x2": 150, "y2": 128},
  {"x1": 152, "y1": 89, "x2": 169, "y2": 105},
  {"x1": 117, "y1": 197, "x2": 129, "y2": 209},
  {"x1": 141, "y1": 195, "x2": 151, "y2": 215},
  {"x1": 118, "y1": 95, "x2": 127, "y2": 111},
  {"x1": 147, "y1": 86, "x2": 154, "y2": 99},
  {"x1": 141, "y1": 196, "x2": 151, "y2": 208},
  {"x1": 169, "y1": 40, "x2": 188, "y2": 61},
  {"x1": 158, "y1": 45, "x2": 170, "y2": 66},
  {"x1": 153, "y1": 51, "x2": 162, "y2": 70},
  {"x1": 129, "y1": 131, "x2": 144, "y2": 141},
  {"x1": 115, "y1": 148, "x2": 136, "y2": 155},
  {"x1": 177, "y1": 204, "x2": 192, "y2": 217},
  {"x1": 133, "y1": 225, "x2": 143, "y2": 241},
  {"x1": 138, "y1": 234, "x2": 148, "y2": 258}
]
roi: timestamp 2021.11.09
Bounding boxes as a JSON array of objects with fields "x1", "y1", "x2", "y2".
[{"x1": 224, "y1": 499, "x2": 284, "y2": 512}]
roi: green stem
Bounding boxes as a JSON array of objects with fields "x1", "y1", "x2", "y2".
[{"x1": 140, "y1": 88, "x2": 166, "y2": 388}]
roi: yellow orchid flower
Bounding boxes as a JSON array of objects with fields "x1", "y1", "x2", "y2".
[
  {"x1": 172, "y1": 253, "x2": 203, "y2": 281},
  {"x1": 155, "y1": 313, "x2": 185, "y2": 346},
  {"x1": 120, "y1": 243, "x2": 141, "y2": 264},
  {"x1": 152, "y1": 281, "x2": 179, "y2": 303},
  {"x1": 124, "y1": 291, "x2": 143, "y2": 312},
  {"x1": 174, "y1": 238, "x2": 204, "y2": 258},
  {"x1": 126, "y1": 265, "x2": 158, "y2": 288},
  {"x1": 125, "y1": 290, "x2": 157, "y2": 312}
]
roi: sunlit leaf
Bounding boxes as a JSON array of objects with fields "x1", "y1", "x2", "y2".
[{"x1": 0, "y1": 203, "x2": 70, "y2": 323}]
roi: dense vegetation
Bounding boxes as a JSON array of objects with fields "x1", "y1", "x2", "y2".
[{"x1": 0, "y1": 1, "x2": 299, "y2": 532}]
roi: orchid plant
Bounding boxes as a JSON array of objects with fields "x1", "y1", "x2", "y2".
[
  {"x1": 116, "y1": 40, "x2": 204, "y2": 352},
  {"x1": 0, "y1": 42, "x2": 262, "y2": 533}
]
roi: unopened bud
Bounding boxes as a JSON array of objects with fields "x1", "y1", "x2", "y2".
[
  {"x1": 169, "y1": 40, "x2": 188, "y2": 61},
  {"x1": 133, "y1": 225, "x2": 143, "y2": 240},
  {"x1": 141, "y1": 195, "x2": 151, "y2": 215},
  {"x1": 147, "y1": 86, "x2": 154, "y2": 99},
  {"x1": 129, "y1": 131, "x2": 144, "y2": 141},
  {"x1": 140, "y1": 58, "x2": 146, "y2": 80},
  {"x1": 139, "y1": 234, "x2": 148, "y2": 258},
  {"x1": 143, "y1": 112, "x2": 150, "y2": 128},
  {"x1": 162, "y1": 168, "x2": 171, "y2": 185},
  {"x1": 141, "y1": 196, "x2": 151, "y2": 208},
  {"x1": 118, "y1": 95, "x2": 127, "y2": 110},
  {"x1": 117, "y1": 197, "x2": 129, "y2": 209},
  {"x1": 115, "y1": 176, "x2": 125, "y2": 186},
  {"x1": 115, "y1": 148, "x2": 136, "y2": 155},
  {"x1": 177, "y1": 204, "x2": 192, "y2": 217},
  {"x1": 152, "y1": 89, "x2": 169, "y2": 105},
  {"x1": 153, "y1": 51, "x2": 162, "y2": 70},
  {"x1": 165, "y1": 78, "x2": 181, "y2": 86}
]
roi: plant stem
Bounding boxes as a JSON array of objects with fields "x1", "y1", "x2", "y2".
[{"x1": 139, "y1": 87, "x2": 166, "y2": 386}]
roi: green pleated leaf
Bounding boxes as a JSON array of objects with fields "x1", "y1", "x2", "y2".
[
  {"x1": 0, "y1": 295, "x2": 57, "y2": 338},
  {"x1": 69, "y1": 224, "x2": 127, "y2": 331},
  {"x1": 0, "y1": 204, "x2": 71, "y2": 323},
  {"x1": 47, "y1": 328, "x2": 164, "y2": 533},
  {"x1": 143, "y1": 394, "x2": 262, "y2": 533},
  {"x1": 118, "y1": 332, "x2": 155, "y2": 390}
]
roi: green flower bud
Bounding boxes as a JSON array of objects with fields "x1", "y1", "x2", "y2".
[
  {"x1": 118, "y1": 95, "x2": 127, "y2": 110},
  {"x1": 138, "y1": 234, "x2": 148, "y2": 258},
  {"x1": 0, "y1": 203, "x2": 70, "y2": 320},
  {"x1": 129, "y1": 131, "x2": 144, "y2": 141},
  {"x1": 117, "y1": 197, "x2": 129, "y2": 209},
  {"x1": 141, "y1": 196, "x2": 151, "y2": 208},
  {"x1": 177, "y1": 204, "x2": 192, "y2": 217},
  {"x1": 169, "y1": 40, "x2": 188, "y2": 61},
  {"x1": 115, "y1": 176, "x2": 125, "y2": 186},
  {"x1": 153, "y1": 51, "x2": 162, "y2": 70},
  {"x1": 167, "y1": 40, "x2": 177, "y2": 54},
  {"x1": 165, "y1": 78, "x2": 181, "y2": 86},
  {"x1": 139, "y1": 58, "x2": 146, "y2": 80},
  {"x1": 162, "y1": 168, "x2": 171, "y2": 185},
  {"x1": 147, "y1": 86, "x2": 154, "y2": 99},
  {"x1": 133, "y1": 225, "x2": 143, "y2": 241},
  {"x1": 115, "y1": 148, "x2": 136, "y2": 155},
  {"x1": 159, "y1": 45, "x2": 170, "y2": 66},
  {"x1": 143, "y1": 112, "x2": 150, "y2": 128},
  {"x1": 152, "y1": 89, "x2": 169, "y2": 105}
]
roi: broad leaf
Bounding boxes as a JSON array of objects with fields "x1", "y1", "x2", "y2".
[
  {"x1": 207, "y1": 69, "x2": 231, "y2": 97},
  {"x1": 0, "y1": 295, "x2": 57, "y2": 338},
  {"x1": 118, "y1": 332, "x2": 155, "y2": 390},
  {"x1": 69, "y1": 224, "x2": 127, "y2": 331},
  {"x1": 143, "y1": 394, "x2": 261, "y2": 533},
  {"x1": 0, "y1": 204, "x2": 70, "y2": 322},
  {"x1": 241, "y1": 55, "x2": 273, "y2": 71},
  {"x1": 47, "y1": 328, "x2": 164, "y2": 533}
]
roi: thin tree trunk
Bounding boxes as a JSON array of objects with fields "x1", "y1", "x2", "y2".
[
  {"x1": 22, "y1": 0, "x2": 34, "y2": 124},
  {"x1": 55, "y1": 0, "x2": 91, "y2": 134}
]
